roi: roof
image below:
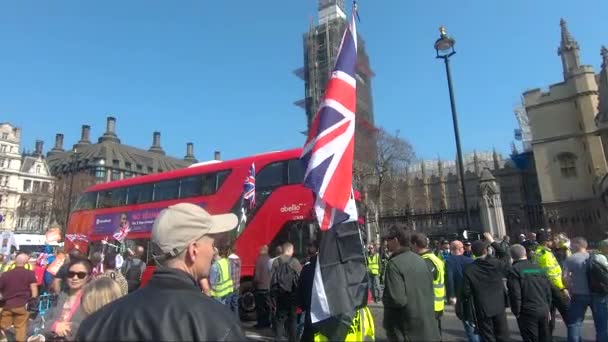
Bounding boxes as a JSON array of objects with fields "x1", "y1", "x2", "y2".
[
  {"x1": 46, "y1": 140, "x2": 192, "y2": 174},
  {"x1": 86, "y1": 148, "x2": 300, "y2": 192}
]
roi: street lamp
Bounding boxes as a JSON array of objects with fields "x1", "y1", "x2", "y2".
[{"x1": 434, "y1": 26, "x2": 471, "y2": 231}]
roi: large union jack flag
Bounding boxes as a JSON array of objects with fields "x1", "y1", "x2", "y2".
[
  {"x1": 243, "y1": 163, "x2": 256, "y2": 209},
  {"x1": 112, "y1": 223, "x2": 130, "y2": 242},
  {"x1": 301, "y1": 4, "x2": 358, "y2": 231}
]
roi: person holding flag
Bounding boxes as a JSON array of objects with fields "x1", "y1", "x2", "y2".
[{"x1": 300, "y1": 1, "x2": 374, "y2": 341}]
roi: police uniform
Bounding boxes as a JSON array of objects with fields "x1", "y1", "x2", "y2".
[{"x1": 533, "y1": 232, "x2": 568, "y2": 335}]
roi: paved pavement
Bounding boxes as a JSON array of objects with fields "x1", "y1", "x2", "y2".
[{"x1": 244, "y1": 303, "x2": 598, "y2": 341}]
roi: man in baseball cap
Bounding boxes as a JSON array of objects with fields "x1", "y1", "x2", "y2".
[{"x1": 76, "y1": 203, "x2": 245, "y2": 341}]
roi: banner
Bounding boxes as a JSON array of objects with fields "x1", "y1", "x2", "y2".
[{"x1": 93, "y1": 202, "x2": 207, "y2": 235}]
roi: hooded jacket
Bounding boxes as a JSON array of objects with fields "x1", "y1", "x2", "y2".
[{"x1": 75, "y1": 267, "x2": 245, "y2": 341}]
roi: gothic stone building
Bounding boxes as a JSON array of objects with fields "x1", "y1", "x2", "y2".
[
  {"x1": 524, "y1": 19, "x2": 608, "y2": 240},
  {"x1": 384, "y1": 150, "x2": 542, "y2": 237}
]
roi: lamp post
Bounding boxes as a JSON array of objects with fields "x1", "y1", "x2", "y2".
[{"x1": 434, "y1": 26, "x2": 471, "y2": 231}]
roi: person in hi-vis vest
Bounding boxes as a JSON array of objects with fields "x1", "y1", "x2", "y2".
[
  {"x1": 209, "y1": 248, "x2": 234, "y2": 307},
  {"x1": 366, "y1": 244, "x2": 381, "y2": 303},
  {"x1": 411, "y1": 233, "x2": 446, "y2": 339}
]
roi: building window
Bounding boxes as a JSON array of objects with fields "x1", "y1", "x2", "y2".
[
  {"x1": 0, "y1": 145, "x2": 6, "y2": 153},
  {"x1": 23, "y1": 180, "x2": 31, "y2": 192},
  {"x1": 35, "y1": 165, "x2": 41, "y2": 174},
  {"x1": 33, "y1": 181, "x2": 41, "y2": 192},
  {"x1": 124, "y1": 171, "x2": 133, "y2": 179},
  {"x1": 557, "y1": 152, "x2": 577, "y2": 178},
  {"x1": 136, "y1": 165, "x2": 143, "y2": 172},
  {"x1": 0, "y1": 159, "x2": 4, "y2": 168},
  {"x1": 147, "y1": 167, "x2": 153, "y2": 173},
  {"x1": 111, "y1": 169, "x2": 121, "y2": 181},
  {"x1": 125, "y1": 162, "x2": 132, "y2": 169},
  {"x1": 95, "y1": 167, "x2": 107, "y2": 181},
  {"x1": 1, "y1": 133, "x2": 7, "y2": 140},
  {"x1": 41, "y1": 182, "x2": 49, "y2": 193}
]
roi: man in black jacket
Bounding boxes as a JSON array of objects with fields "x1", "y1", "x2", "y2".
[
  {"x1": 75, "y1": 203, "x2": 246, "y2": 341},
  {"x1": 507, "y1": 244, "x2": 552, "y2": 342},
  {"x1": 461, "y1": 233, "x2": 511, "y2": 342}
]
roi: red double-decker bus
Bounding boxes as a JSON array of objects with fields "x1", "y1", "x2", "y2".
[{"x1": 66, "y1": 148, "x2": 352, "y2": 318}]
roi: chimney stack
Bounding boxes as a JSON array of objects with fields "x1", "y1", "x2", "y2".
[
  {"x1": 184, "y1": 142, "x2": 197, "y2": 163},
  {"x1": 34, "y1": 140, "x2": 43, "y2": 157},
  {"x1": 80, "y1": 125, "x2": 91, "y2": 144},
  {"x1": 214, "y1": 151, "x2": 221, "y2": 161},
  {"x1": 98, "y1": 116, "x2": 120, "y2": 143},
  {"x1": 48, "y1": 133, "x2": 65, "y2": 156},
  {"x1": 148, "y1": 131, "x2": 165, "y2": 155}
]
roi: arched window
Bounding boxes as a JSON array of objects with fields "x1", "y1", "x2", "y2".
[{"x1": 557, "y1": 152, "x2": 577, "y2": 178}]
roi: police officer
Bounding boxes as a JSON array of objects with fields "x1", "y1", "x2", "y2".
[
  {"x1": 533, "y1": 231, "x2": 569, "y2": 334},
  {"x1": 411, "y1": 233, "x2": 446, "y2": 338},
  {"x1": 366, "y1": 244, "x2": 381, "y2": 303}
]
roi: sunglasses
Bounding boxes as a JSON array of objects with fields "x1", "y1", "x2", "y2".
[{"x1": 67, "y1": 271, "x2": 88, "y2": 279}]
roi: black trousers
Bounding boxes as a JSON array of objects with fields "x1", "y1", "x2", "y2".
[
  {"x1": 477, "y1": 312, "x2": 509, "y2": 342},
  {"x1": 273, "y1": 295, "x2": 297, "y2": 342},
  {"x1": 255, "y1": 290, "x2": 272, "y2": 327},
  {"x1": 517, "y1": 313, "x2": 551, "y2": 342},
  {"x1": 549, "y1": 287, "x2": 570, "y2": 334}
]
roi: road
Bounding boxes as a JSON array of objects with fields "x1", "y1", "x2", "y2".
[{"x1": 244, "y1": 303, "x2": 597, "y2": 341}]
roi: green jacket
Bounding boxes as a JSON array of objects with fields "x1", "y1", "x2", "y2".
[{"x1": 382, "y1": 248, "x2": 440, "y2": 342}]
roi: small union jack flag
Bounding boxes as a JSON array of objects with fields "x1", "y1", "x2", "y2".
[
  {"x1": 65, "y1": 234, "x2": 89, "y2": 243},
  {"x1": 301, "y1": 2, "x2": 359, "y2": 231},
  {"x1": 112, "y1": 223, "x2": 130, "y2": 242},
  {"x1": 243, "y1": 163, "x2": 256, "y2": 209}
]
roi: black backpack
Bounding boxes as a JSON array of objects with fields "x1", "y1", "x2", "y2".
[
  {"x1": 587, "y1": 253, "x2": 608, "y2": 295},
  {"x1": 271, "y1": 258, "x2": 299, "y2": 295}
]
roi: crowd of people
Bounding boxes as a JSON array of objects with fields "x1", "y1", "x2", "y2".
[{"x1": 0, "y1": 201, "x2": 606, "y2": 342}]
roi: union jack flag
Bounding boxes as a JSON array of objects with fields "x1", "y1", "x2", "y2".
[
  {"x1": 243, "y1": 163, "x2": 256, "y2": 209},
  {"x1": 65, "y1": 234, "x2": 89, "y2": 243},
  {"x1": 112, "y1": 223, "x2": 130, "y2": 242},
  {"x1": 301, "y1": 3, "x2": 359, "y2": 231}
]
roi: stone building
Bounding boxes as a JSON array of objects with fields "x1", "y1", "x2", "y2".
[
  {"x1": 0, "y1": 123, "x2": 54, "y2": 233},
  {"x1": 46, "y1": 116, "x2": 197, "y2": 227},
  {"x1": 523, "y1": 19, "x2": 608, "y2": 239},
  {"x1": 382, "y1": 150, "x2": 543, "y2": 238}
]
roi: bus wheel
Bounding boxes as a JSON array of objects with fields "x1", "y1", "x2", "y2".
[{"x1": 239, "y1": 280, "x2": 256, "y2": 321}]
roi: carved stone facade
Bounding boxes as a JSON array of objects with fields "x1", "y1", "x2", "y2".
[
  {"x1": 524, "y1": 19, "x2": 608, "y2": 240},
  {"x1": 478, "y1": 169, "x2": 507, "y2": 239},
  {"x1": 382, "y1": 150, "x2": 543, "y2": 237}
]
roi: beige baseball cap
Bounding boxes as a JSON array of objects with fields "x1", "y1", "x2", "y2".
[{"x1": 151, "y1": 203, "x2": 238, "y2": 261}]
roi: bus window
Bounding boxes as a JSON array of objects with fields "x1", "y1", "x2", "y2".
[
  {"x1": 287, "y1": 159, "x2": 305, "y2": 184},
  {"x1": 74, "y1": 192, "x2": 98, "y2": 211},
  {"x1": 98, "y1": 188, "x2": 127, "y2": 208},
  {"x1": 127, "y1": 184, "x2": 153, "y2": 205},
  {"x1": 154, "y1": 179, "x2": 179, "y2": 202},
  {"x1": 179, "y1": 176, "x2": 203, "y2": 198},
  {"x1": 257, "y1": 162, "x2": 286, "y2": 189},
  {"x1": 201, "y1": 170, "x2": 231, "y2": 196},
  {"x1": 268, "y1": 220, "x2": 314, "y2": 262}
]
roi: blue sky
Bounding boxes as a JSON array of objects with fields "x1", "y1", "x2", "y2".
[{"x1": 0, "y1": 0, "x2": 606, "y2": 162}]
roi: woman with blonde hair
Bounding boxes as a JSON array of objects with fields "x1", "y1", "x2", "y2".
[{"x1": 81, "y1": 277, "x2": 125, "y2": 316}]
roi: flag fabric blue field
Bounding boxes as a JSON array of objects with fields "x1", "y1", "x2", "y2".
[
  {"x1": 301, "y1": 0, "x2": 359, "y2": 231},
  {"x1": 243, "y1": 163, "x2": 256, "y2": 209},
  {"x1": 300, "y1": 1, "x2": 369, "y2": 338}
]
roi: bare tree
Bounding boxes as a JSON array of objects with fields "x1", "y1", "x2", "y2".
[
  {"x1": 16, "y1": 185, "x2": 54, "y2": 234},
  {"x1": 52, "y1": 172, "x2": 96, "y2": 228},
  {"x1": 354, "y1": 128, "x2": 415, "y2": 239}
]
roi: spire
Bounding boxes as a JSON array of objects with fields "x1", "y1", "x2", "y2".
[
  {"x1": 558, "y1": 18, "x2": 581, "y2": 80},
  {"x1": 492, "y1": 148, "x2": 500, "y2": 170},
  {"x1": 437, "y1": 157, "x2": 444, "y2": 179},
  {"x1": 473, "y1": 151, "x2": 480, "y2": 175}
]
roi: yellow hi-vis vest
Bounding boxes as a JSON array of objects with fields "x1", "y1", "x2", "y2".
[
  {"x1": 314, "y1": 306, "x2": 375, "y2": 342},
  {"x1": 210, "y1": 258, "x2": 234, "y2": 298},
  {"x1": 534, "y1": 245, "x2": 565, "y2": 290},
  {"x1": 3, "y1": 262, "x2": 32, "y2": 272},
  {"x1": 367, "y1": 254, "x2": 380, "y2": 276},
  {"x1": 422, "y1": 252, "x2": 446, "y2": 312}
]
